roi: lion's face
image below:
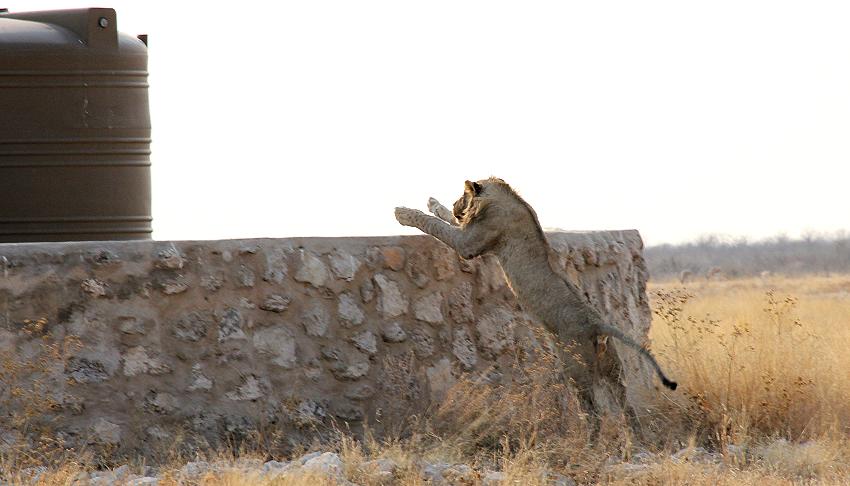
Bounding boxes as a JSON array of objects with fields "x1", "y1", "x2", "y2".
[
  {"x1": 452, "y1": 193, "x2": 471, "y2": 222},
  {"x1": 452, "y1": 180, "x2": 483, "y2": 223}
]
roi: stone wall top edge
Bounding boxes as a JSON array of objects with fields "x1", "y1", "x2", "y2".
[{"x1": 0, "y1": 230, "x2": 642, "y2": 255}]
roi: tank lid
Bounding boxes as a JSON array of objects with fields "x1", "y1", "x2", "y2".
[{"x1": 0, "y1": 8, "x2": 119, "y2": 49}]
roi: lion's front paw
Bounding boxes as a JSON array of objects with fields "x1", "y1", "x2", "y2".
[
  {"x1": 394, "y1": 207, "x2": 423, "y2": 227},
  {"x1": 427, "y1": 197, "x2": 443, "y2": 215}
]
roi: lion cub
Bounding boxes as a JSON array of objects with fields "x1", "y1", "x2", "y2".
[{"x1": 395, "y1": 178, "x2": 676, "y2": 412}]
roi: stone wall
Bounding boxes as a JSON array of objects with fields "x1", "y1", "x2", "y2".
[{"x1": 0, "y1": 232, "x2": 652, "y2": 454}]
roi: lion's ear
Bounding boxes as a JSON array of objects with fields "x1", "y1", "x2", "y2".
[{"x1": 464, "y1": 180, "x2": 482, "y2": 195}]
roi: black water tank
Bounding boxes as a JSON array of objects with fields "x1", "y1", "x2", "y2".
[{"x1": 0, "y1": 8, "x2": 151, "y2": 242}]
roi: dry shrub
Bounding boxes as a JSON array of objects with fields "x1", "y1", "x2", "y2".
[
  {"x1": 0, "y1": 317, "x2": 85, "y2": 473},
  {"x1": 648, "y1": 276, "x2": 850, "y2": 470},
  {"x1": 752, "y1": 437, "x2": 850, "y2": 481},
  {"x1": 603, "y1": 437, "x2": 850, "y2": 485},
  {"x1": 192, "y1": 470, "x2": 335, "y2": 486},
  {"x1": 433, "y1": 346, "x2": 584, "y2": 450},
  {"x1": 426, "y1": 341, "x2": 636, "y2": 483},
  {"x1": 603, "y1": 460, "x2": 796, "y2": 486},
  {"x1": 26, "y1": 465, "x2": 338, "y2": 486}
]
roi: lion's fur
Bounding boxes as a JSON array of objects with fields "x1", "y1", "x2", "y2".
[{"x1": 394, "y1": 177, "x2": 676, "y2": 415}]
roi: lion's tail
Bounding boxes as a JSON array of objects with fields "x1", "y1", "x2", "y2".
[{"x1": 597, "y1": 323, "x2": 678, "y2": 391}]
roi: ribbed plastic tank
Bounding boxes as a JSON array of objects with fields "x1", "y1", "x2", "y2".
[{"x1": 0, "y1": 8, "x2": 151, "y2": 242}]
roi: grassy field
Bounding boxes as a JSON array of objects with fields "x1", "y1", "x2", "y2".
[
  {"x1": 4, "y1": 275, "x2": 850, "y2": 485},
  {"x1": 639, "y1": 274, "x2": 850, "y2": 484}
]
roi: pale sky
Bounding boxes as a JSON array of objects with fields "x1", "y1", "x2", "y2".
[{"x1": 7, "y1": 1, "x2": 850, "y2": 245}]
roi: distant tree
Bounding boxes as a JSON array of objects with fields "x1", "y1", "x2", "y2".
[{"x1": 645, "y1": 232, "x2": 850, "y2": 279}]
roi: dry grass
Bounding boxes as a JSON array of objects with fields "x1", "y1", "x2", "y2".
[
  {"x1": 5, "y1": 274, "x2": 850, "y2": 485},
  {"x1": 648, "y1": 275, "x2": 850, "y2": 445},
  {"x1": 635, "y1": 274, "x2": 850, "y2": 485}
]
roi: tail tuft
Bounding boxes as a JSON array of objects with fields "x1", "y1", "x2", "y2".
[{"x1": 662, "y1": 377, "x2": 678, "y2": 391}]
